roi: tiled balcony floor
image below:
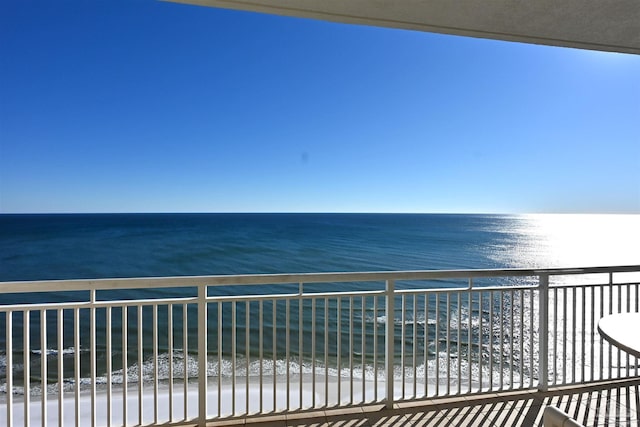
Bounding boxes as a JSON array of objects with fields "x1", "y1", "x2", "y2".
[{"x1": 208, "y1": 378, "x2": 640, "y2": 427}]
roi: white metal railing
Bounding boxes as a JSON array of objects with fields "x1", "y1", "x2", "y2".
[{"x1": 0, "y1": 265, "x2": 638, "y2": 426}]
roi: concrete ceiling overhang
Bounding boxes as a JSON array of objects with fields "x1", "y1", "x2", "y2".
[{"x1": 168, "y1": 0, "x2": 640, "y2": 55}]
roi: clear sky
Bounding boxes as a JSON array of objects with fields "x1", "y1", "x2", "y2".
[{"x1": 1, "y1": 0, "x2": 639, "y2": 214}]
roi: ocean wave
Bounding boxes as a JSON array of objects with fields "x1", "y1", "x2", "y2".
[
  {"x1": 30, "y1": 347, "x2": 79, "y2": 357},
  {"x1": 367, "y1": 314, "x2": 435, "y2": 326},
  {"x1": 0, "y1": 347, "x2": 536, "y2": 397},
  {"x1": 0, "y1": 348, "x2": 85, "y2": 375}
]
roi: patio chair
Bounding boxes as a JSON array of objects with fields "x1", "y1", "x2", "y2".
[{"x1": 543, "y1": 406, "x2": 584, "y2": 427}]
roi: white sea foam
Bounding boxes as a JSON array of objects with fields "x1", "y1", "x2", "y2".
[
  {"x1": 370, "y1": 314, "x2": 435, "y2": 326},
  {"x1": 30, "y1": 347, "x2": 78, "y2": 357},
  {"x1": 0, "y1": 347, "x2": 533, "y2": 398}
]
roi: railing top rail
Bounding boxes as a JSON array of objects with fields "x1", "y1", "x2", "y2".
[{"x1": 0, "y1": 265, "x2": 638, "y2": 294}]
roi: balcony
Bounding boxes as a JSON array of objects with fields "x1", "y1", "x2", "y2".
[{"x1": 1, "y1": 265, "x2": 639, "y2": 426}]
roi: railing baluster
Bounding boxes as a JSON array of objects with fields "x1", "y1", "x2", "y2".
[
  {"x1": 298, "y1": 290, "x2": 303, "y2": 410},
  {"x1": 580, "y1": 286, "x2": 586, "y2": 383},
  {"x1": 122, "y1": 306, "x2": 128, "y2": 427},
  {"x1": 259, "y1": 300, "x2": 264, "y2": 414},
  {"x1": 349, "y1": 295, "x2": 353, "y2": 404},
  {"x1": 41, "y1": 309, "x2": 47, "y2": 427},
  {"x1": 337, "y1": 297, "x2": 341, "y2": 405},
  {"x1": 168, "y1": 304, "x2": 174, "y2": 423},
  {"x1": 311, "y1": 298, "x2": 316, "y2": 408},
  {"x1": 272, "y1": 300, "x2": 277, "y2": 412},
  {"x1": 615, "y1": 274, "x2": 621, "y2": 378},
  {"x1": 361, "y1": 296, "x2": 366, "y2": 404},
  {"x1": 217, "y1": 301, "x2": 222, "y2": 418},
  {"x1": 499, "y1": 291, "x2": 504, "y2": 390},
  {"x1": 562, "y1": 287, "x2": 568, "y2": 384},
  {"x1": 246, "y1": 300, "x2": 251, "y2": 415},
  {"x1": 608, "y1": 276, "x2": 613, "y2": 379},
  {"x1": 6, "y1": 311, "x2": 13, "y2": 427},
  {"x1": 285, "y1": 299, "x2": 290, "y2": 410},
  {"x1": 509, "y1": 290, "x2": 514, "y2": 388},
  {"x1": 636, "y1": 282, "x2": 639, "y2": 377},
  {"x1": 519, "y1": 290, "x2": 524, "y2": 389},
  {"x1": 374, "y1": 295, "x2": 379, "y2": 402},
  {"x1": 24, "y1": 310, "x2": 31, "y2": 427},
  {"x1": 57, "y1": 309, "x2": 64, "y2": 427},
  {"x1": 571, "y1": 287, "x2": 577, "y2": 383},
  {"x1": 598, "y1": 283, "x2": 604, "y2": 380},
  {"x1": 152, "y1": 304, "x2": 158, "y2": 424},
  {"x1": 74, "y1": 308, "x2": 80, "y2": 427},
  {"x1": 183, "y1": 303, "x2": 189, "y2": 420},
  {"x1": 478, "y1": 291, "x2": 483, "y2": 392},
  {"x1": 231, "y1": 301, "x2": 236, "y2": 416},
  {"x1": 435, "y1": 291, "x2": 440, "y2": 396},
  {"x1": 590, "y1": 286, "x2": 595, "y2": 382},
  {"x1": 457, "y1": 291, "x2": 461, "y2": 395},
  {"x1": 468, "y1": 285, "x2": 472, "y2": 394},
  {"x1": 400, "y1": 294, "x2": 406, "y2": 400},
  {"x1": 599, "y1": 283, "x2": 605, "y2": 380},
  {"x1": 446, "y1": 292, "x2": 451, "y2": 395},
  {"x1": 529, "y1": 288, "x2": 534, "y2": 389},
  {"x1": 553, "y1": 286, "x2": 558, "y2": 385},
  {"x1": 424, "y1": 293, "x2": 429, "y2": 397},
  {"x1": 538, "y1": 274, "x2": 549, "y2": 392},
  {"x1": 488, "y1": 291, "x2": 493, "y2": 391},
  {"x1": 90, "y1": 291, "x2": 96, "y2": 427},
  {"x1": 324, "y1": 297, "x2": 329, "y2": 408},
  {"x1": 106, "y1": 306, "x2": 112, "y2": 427},
  {"x1": 137, "y1": 305, "x2": 143, "y2": 426},
  {"x1": 413, "y1": 294, "x2": 418, "y2": 398}
]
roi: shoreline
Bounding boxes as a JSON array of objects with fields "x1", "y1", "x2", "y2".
[{"x1": 0, "y1": 375, "x2": 471, "y2": 425}]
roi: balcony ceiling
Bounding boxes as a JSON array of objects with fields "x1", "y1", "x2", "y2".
[{"x1": 168, "y1": 0, "x2": 640, "y2": 55}]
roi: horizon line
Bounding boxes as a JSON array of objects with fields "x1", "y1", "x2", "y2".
[{"x1": 1, "y1": 211, "x2": 638, "y2": 216}]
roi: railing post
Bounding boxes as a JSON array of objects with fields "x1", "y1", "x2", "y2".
[
  {"x1": 198, "y1": 284, "x2": 208, "y2": 426},
  {"x1": 385, "y1": 279, "x2": 395, "y2": 409},
  {"x1": 538, "y1": 274, "x2": 549, "y2": 392}
]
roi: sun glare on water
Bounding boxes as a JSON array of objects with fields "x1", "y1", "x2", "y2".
[{"x1": 521, "y1": 214, "x2": 640, "y2": 269}]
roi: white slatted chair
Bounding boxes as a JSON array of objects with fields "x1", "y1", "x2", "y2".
[{"x1": 543, "y1": 406, "x2": 585, "y2": 427}]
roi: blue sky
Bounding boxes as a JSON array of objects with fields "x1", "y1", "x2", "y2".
[{"x1": 1, "y1": 0, "x2": 639, "y2": 214}]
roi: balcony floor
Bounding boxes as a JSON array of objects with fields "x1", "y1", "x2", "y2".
[{"x1": 208, "y1": 378, "x2": 640, "y2": 427}]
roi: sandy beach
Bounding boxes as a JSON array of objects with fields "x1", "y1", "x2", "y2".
[{"x1": 1, "y1": 375, "x2": 404, "y2": 426}]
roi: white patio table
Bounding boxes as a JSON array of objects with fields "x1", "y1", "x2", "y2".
[{"x1": 597, "y1": 312, "x2": 640, "y2": 358}]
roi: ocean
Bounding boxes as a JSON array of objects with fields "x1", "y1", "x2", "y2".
[
  {"x1": 2, "y1": 213, "x2": 524, "y2": 282},
  {"x1": 1, "y1": 213, "x2": 639, "y2": 397},
  {"x1": 3, "y1": 213, "x2": 638, "y2": 283}
]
